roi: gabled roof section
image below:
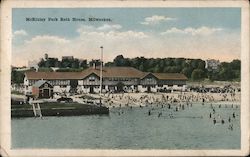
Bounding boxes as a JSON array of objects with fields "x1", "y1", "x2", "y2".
[
  {"x1": 140, "y1": 72, "x2": 157, "y2": 79},
  {"x1": 80, "y1": 71, "x2": 100, "y2": 80},
  {"x1": 33, "y1": 80, "x2": 51, "y2": 87},
  {"x1": 152, "y1": 73, "x2": 188, "y2": 80},
  {"x1": 140, "y1": 72, "x2": 188, "y2": 80}
]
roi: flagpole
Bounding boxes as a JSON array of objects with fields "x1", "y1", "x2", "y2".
[{"x1": 100, "y1": 46, "x2": 103, "y2": 104}]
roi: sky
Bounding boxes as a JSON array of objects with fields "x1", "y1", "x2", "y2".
[{"x1": 12, "y1": 8, "x2": 241, "y2": 66}]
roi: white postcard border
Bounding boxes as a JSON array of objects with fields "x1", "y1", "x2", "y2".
[{"x1": 1, "y1": 0, "x2": 249, "y2": 156}]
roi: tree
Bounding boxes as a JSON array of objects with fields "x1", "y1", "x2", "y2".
[
  {"x1": 181, "y1": 67, "x2": 192, "y2": 78},
  {"x1": 105, "y1": 62, "x2": 114, "y2": 67},
  {"x1": 198, "y1": 61, "x2": 206, "y2": 70},
  {"x1": 80, "y1": 60, "x2": 88, "y2": 69},
  {"x1": 114, "y1": 55, "x2": 125, "y2": 66},
  {"x1": 191, "y1": 69, "x2": 205, "y2": 80},
  {"x1": 139, "y1": 64, "x2": 144, "y2": 71},
  {"x1": 230, "y1": 59, "x2": 240, "y2": 70},
  {"x1": 153, "y1": 64, "x2": 161, "y2": 73},
  {"x1": 164, "y1": 58, "x2": 174, "y2": 66},
  {"x1": 11, "y1": 70, "x2": 25, "y2": 84},
  {"x1": 190, "y1": 59, "x2": 199, "y2": 69},
  {"x1": 38, "y1": 58, "x2": 45, "y2": 67},
  {"x1": 71, "y1": 59, "x2": 79, "y2": 69}
]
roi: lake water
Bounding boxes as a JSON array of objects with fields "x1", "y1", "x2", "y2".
[{"x1": 12, "y1": 102, "x2": 240, "y2": 149}]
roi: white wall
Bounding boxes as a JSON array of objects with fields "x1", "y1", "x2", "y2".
[
  {"x1": 138, "y1": 85, "x2": 147, "y2": 92},
  {"x1": 23, "y1": 76, "x2": 29, "y2": 86},
  {"x1": 53, "y1": 85, "x2": 70, "y2": 93}
]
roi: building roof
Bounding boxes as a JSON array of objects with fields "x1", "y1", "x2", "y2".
[
  {"x1": 152, "y1": 73, "x2": 188, "y2": 80},
  {"x1": 141, "y1": 72, "x2": 188, "y2": 80},
  {"x1": 33, "y1": 80, "x2": 47, "y2": 87},
  {"x1": 82, "y1": 67, "x2": 144, "y2": 79},
  {"x1": 25, "y1": 71, "x2": 84, "y2": 80},
  {"x1": 25, "y1": 67, "x2": 188, "y2": 81}
]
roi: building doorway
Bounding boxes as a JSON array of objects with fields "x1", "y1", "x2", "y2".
[
  {"x1": 147, "y1": 86, "x2": 151, "y2": 92},
  {"x1": 43, "y1": 89, "x2": 50, "y2": 98},
  {"x1": 90, "y1": 86, "x2": 94, "y2": 93},
  {"x1": 116, "y1": 82, "x2": 124, "y2": 92}
]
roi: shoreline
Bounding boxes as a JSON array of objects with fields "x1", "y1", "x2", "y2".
[{"x1": 94, "y1": 92, "x2": 241, "y2": 108}]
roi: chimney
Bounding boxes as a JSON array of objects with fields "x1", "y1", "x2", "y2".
[{"x1": 93, "y1": 62, "x2": 96, "y2": 69}]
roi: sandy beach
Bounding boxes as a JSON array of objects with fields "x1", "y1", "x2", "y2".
[{"x1": 83, "y1": 90, "x2": 240, "y2": 108}]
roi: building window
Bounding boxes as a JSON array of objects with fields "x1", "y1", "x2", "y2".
[
  {"x1": 147, "y1": 78, "x2": 153, "y2": 81},
  {"x1": 89, "y1": 76, "x2": 96, "y2": 82}
]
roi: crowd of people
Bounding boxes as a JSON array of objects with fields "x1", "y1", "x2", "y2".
[{"x1": 99, "y1": 90, "x2": 240, "y2": 131}]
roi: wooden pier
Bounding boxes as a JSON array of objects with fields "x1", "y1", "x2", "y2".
[{"x1": 11, "y1": 99, "x2": 109, "y2": 118}]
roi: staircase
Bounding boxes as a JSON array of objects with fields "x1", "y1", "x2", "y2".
[{"x1": 31, "y1": 103, "x2": 43, "y2": 118}]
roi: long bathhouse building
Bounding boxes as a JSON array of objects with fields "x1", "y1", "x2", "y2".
[{"x1": 24, "y1": 67, "x2": 188, "y2": 97}]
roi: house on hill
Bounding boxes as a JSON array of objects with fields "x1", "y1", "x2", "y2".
[{"x1": 24, "y1": 66, "x2": 188, "y2": 95}]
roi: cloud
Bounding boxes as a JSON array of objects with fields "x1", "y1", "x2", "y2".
[
  {"x1": 24, "y1": 35, "x2": 70, "y2": 44},
  {"x1": 13, "y1": 29, "x2": 28, "y2": 38},
  {"x1": 161, "y1": 26, "x2": 223, "y2": 36},
  {"x1": 12, "y1": 35, "x2": 72, "y2": 66},
  {"x1": 77, "y1": 24, "x2": 122, "y2": 33},
  {"x1": 12, "y1": 25, "x2": 149, "y2": 66},
  {"x1": 12, "y1": 25, "x2": 239, "y2": 67},
  {"x1": 77, "y1": 24, "x2": 148, "y2": 39},
  {"x1": 141, "y1": 15, "x2": 176, "y2": 25},
  {"x1": 97, "y1": 24, "x2": 122, "y2": 31}
]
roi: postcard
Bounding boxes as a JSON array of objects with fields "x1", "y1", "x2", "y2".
[{"x1": 0, "y1": 0, "x2": 249, "y2": 156}]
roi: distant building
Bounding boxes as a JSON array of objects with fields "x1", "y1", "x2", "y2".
[
  {"x1": 24, "y1": 66, "x2": 188, "y2": 95},
  {"x1": 45, "y1": 53, "x2": 48, "y2": 60},
  {"x1": 62, "y1": 56, "x2": 74, "y2": 60},
  {"x1": 14, "y1": 67, "x2": 30, "y2": 72},
  {"x1": 205, "y1": 59, "x2": 220, "y2": 71}
]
